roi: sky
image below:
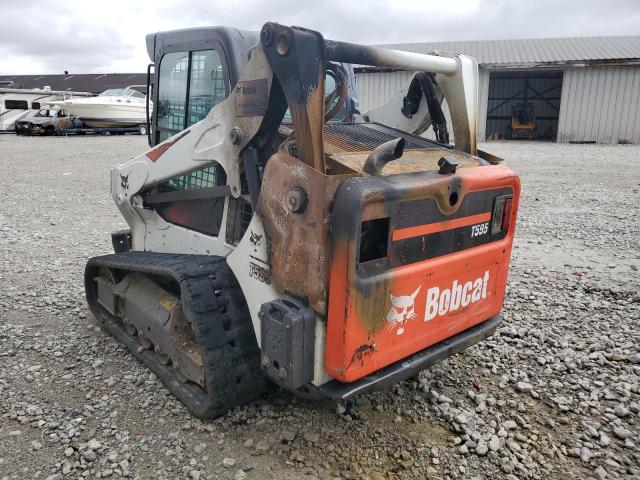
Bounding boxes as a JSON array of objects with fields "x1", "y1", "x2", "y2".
[{"x1": 1, "y1": 0, "x2": 639, "y2": 75}]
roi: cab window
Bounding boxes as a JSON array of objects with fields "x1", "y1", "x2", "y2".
[{"x1": 156, "y1": 49, "x2": 228, "y2": 144}]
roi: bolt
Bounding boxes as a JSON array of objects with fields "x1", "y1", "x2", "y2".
[
  {"x1": 260, "y1": 25, "x2": 274, "y2": 46},
  {"x1": 286, "y1": 187, "x2": 308, "y2": 214},
  {"x1": 261, "y1": 355, "x2": 270, "y2": 368},
  {"x1": 278, "y1": 367, "x2": 288, "y2": 379},
  {"x1": 230, "y1": 126, "x2": 243, "y2": 145}
]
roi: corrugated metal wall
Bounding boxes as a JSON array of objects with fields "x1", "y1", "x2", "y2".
[
  {"x1": 355, "y1": 71, "x2": 413, "y2": 111},
  {"x1": 558, "y1": 65, "x2": 640, "y2": 143},
  {"x1": 355, "y1": 69, "x2": 490, "y2": 142}
]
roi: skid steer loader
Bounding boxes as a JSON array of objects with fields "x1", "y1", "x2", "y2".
[{"x1": 85, "y1": 23, "x2": 520, "y2": 419}]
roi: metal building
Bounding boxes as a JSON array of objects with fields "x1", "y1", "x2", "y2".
[{"x1": 356, "y1": 36, "x2": 640, "y2": 143}]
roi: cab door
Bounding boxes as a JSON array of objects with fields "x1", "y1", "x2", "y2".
[{"x1": 154, "y1": 48, "x2": 230, "y2": 145}]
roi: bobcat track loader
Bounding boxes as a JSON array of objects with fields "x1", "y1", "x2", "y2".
[{"x1": 85, "y1": 23, "x2": 520, "y2": 418}]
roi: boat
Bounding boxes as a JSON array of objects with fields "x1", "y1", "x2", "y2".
[{"x1": 53, "y1": 86, "x2": 149, "y2": 128}]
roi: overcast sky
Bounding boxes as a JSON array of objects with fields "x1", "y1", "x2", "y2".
[{"x1": 2, "y1": 0, "x2": 639, "y2": 74}]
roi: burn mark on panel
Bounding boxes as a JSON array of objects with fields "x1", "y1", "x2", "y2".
[{"x1": 347, "y1": 343, "x2": 376, "y2": 370}]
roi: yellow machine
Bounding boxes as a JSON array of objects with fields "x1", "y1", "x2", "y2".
[{"x1": 510, "y1": 102, "x2": 535, "y2": 139}]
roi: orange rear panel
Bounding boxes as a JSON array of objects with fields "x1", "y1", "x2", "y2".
[{"x1": 326, "y1": 164, "x2": 520, "y2": 382}]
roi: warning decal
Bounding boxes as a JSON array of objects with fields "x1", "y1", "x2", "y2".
[{"x1": 234, "y1": 79, "x2": 269, "y2": 117}]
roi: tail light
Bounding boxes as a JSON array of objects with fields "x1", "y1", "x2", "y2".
[
  {"x1": 491, "y1": 195, "x2": 513, "y2": 235},
  {"x1": 501, "y1": 197, "x2": 513, "y2": 232}
]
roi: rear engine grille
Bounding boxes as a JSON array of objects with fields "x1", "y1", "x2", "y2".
[{"x1": 324, "y1": 123, "x2": 442, "y2": 153}]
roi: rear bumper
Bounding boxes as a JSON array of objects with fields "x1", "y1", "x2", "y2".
[{"x1": 315, "y1": 314, "x2": 502, "y2": 399}]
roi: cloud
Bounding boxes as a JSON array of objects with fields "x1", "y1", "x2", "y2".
[{"x1": 1, "y1": 0, "x2": 639, "y2": 74}]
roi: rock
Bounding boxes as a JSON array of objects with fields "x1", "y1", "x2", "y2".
[
  {"x1": 254, "y1": 440, "x2": 270, "y2": 455},
  {"x1": 189, "y1": 470, "x2": 201, "y2": 480},
  {"x1": 594, "y1": 465, "x2": 608, "y2": 480},
  {"x1": 193, "y1": 443, "x2": 205, "y2": 454},
  {"x1": 489, "y1": 435, "x2": 501, "y2": 452},
  {"x1": 580, "y1": 447, "x2": 591, "y2": 462},
  {"x1": 281, "y1": 430, "x2": 296, "y2": 442},
  {"x1": 86, "y1": 439, "x2": 102, "y2": 451},
  {"x1": 599, "y1": 432, "x2": 610, "y2": 447},
  {"x1": 454, "y1": 413, "x2": 467, "y2": 424},
  {"x1": 64, "y1": 447, "x2": 74, "y2": 458},
  {"x1": 476, "y1": 442, "x2": 489, "y2": 456},
  {"x1": 30, "y1": 440, "x2": 42, "y2": 450},
  {"x1": 613, "y1": 426, "x2": 632, "y2": 439},
  {"x1": 503, "y1": 420, "x2": 518, "y2": 430},
  {"x1": 234, "y1": 470, "x2": 248, "y2": 480},
  {"x1": 118, "y1": 459, "x2": 130, "y2": 473},
  {"x1": 243, "y1": 438, "x2": 254, "y2": 448},
  {"x1": 222, "y1": 457, "x2": 236, "y2": 469},
  {"x1": 516, "y1": 381, "x2": 533, "y2": 393},
  {"x1": 303, "y1": 432, "x2": 319, "y2": 444},
  {"x1": 83, "y1": 450, "x2": 97, "y2": 462},
  {"x1": 614, "y1": 404, "x2": 629, "y2": 417},
  {"x1": 500, "y1": 457, "x2": 514, "y2": 474}
]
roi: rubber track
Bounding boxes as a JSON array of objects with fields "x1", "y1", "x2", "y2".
[{"x1": 85, "y1": 251, "x2": 265, "y2": 419}]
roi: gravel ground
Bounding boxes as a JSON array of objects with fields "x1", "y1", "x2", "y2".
[{"x1": 1, "y1": 134, "x2": 639, "y2": 480}]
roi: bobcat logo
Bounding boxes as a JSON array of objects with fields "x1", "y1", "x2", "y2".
[
  {"x1": 120, "y1": 173, "x2": 129, "y2": 190},
  {"x1": 249, "y1": 231, "x2": 262, "y2": 252},
  {"x1": 386, "y1": 286, "x2": 421, "y2": 335}
]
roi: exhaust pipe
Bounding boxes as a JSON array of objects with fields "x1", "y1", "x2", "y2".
[{"x1": 363, "y1": 137, "x2": 405, "y2": 176}]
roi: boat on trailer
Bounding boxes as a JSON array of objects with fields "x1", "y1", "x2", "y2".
[{"x1": 51, "y1": 86, "x2": 150, "y2": 128}]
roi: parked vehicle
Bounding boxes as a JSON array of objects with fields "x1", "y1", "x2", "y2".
[
  {"x1": 15, "y1": 107, "x2": 83, "y2": 135},
  {"x1": 0, "y1": 87, "x2": 92, "y2": 132},
  {"x1": 84, "y1": 23, "x2": 521, "y2": 420}
]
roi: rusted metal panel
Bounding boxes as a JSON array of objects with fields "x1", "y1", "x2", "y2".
[
  {"x1": 257, "y1": 151, "x2": 356, "y2": 314},
  {"x1": 261, "y1": 23, "x2": 327, "y2": 173}
]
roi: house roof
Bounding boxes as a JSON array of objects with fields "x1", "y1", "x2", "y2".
[
  {"x1": 377, "y1": 35, "x2": 640, "y2": 67},
  {"x1": 0, "y1": 73, "x2": 146, "y2": 94}
]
